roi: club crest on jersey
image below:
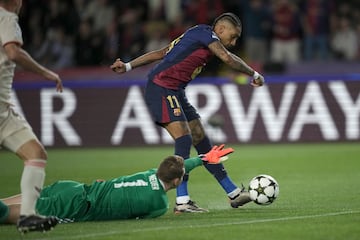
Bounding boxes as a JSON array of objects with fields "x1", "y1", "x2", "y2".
[{"x1": 173, "y1": 108, "x2": 181, "y2": 116}]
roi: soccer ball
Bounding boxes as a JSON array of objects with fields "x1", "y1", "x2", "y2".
[{"x1": 248, "y1": 174, "x2": 279, "y2": 205}]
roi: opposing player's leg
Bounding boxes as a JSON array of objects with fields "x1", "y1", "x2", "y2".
[
  {"x1": 0, "y1": 201, "x2": 22, "y2": 225},
  {"x1": 164, "y1": 121, "x2": 208, "y2": 213},
  {"x1": 145, "y1": 82, "x2": 207, "y2": 213},
  {"x1": 16, "y1": 139, "x2": 58, "y2": 233},
  {"x1": 1, "y1": 201, "x2": 60, "y2": 228},
  {"x1": 166, "y1": 122, "x2": 191, "y2": 204},
  {"x1": 0, "y1": 200, "x2": 10, "y2": 224},
  {"x1": 2, "y1": 111, "x2": 58, "y2": 233},
  {"x1": 1, "y1": 194, "x2": 22, "y2": 205},
  {"x1": 189, "y1": 119, "x2": 251, "y2": 208}
]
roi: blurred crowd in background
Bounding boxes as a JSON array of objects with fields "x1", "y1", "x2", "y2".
[{"x1": 18, "y1": 0, "x2": 360, "y2": 73}]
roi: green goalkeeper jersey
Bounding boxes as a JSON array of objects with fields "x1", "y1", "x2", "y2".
[{"x1": 36, "y1": 157, "x2": 203, "y2": 221}]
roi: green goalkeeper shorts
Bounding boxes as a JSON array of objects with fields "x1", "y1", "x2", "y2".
[{"x1": 36, "y1": 180, "x2": 89, "y2": 221}]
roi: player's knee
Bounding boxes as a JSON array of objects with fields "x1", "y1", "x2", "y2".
[
  {"x1": 190, "y1": 126, "x2": 206, "y2": 145},
  {"x1": 189, "y1": 119, "x2": 206, "y2": 145},
  {"x1": 192, "y1": 132, "x2": 206, "y2": 146},
  {"x1": 32, "y1": 144, "x2": 48, "y2": 160},
  {"x1": 16, "y1": 140, "x2": 48, "y2": 161},
  {"x1": 38, "y1": 148, "x2": 48, "y2": 160}
]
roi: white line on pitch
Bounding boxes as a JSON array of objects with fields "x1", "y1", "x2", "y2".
[{"x1": 42, "y1": 210, "x2": 360, "y2": 240}]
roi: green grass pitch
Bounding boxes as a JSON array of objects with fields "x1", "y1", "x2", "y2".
[{"x1": 1, "y1": 143, "x2": 359, "y2": 240}]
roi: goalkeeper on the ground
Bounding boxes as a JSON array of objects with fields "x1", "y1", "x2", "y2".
[{"x1": 0, "y1": 145, "x2": 234, "y2": 223}]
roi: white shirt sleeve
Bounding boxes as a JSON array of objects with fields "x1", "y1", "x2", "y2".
[{"x1": 0, "y1": 11, "x2": 23, "y2": 47}]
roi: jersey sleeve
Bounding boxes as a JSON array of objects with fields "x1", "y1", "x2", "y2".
[
  {"x1": 184, "y1": 157, "x2": 203, "y2": 173},
  {"x1": 0, "y1": 14, "x2": 23, "y2": 46},
  {"x1": 189, "y1": 25, "x2": 219, "y2": 46}
]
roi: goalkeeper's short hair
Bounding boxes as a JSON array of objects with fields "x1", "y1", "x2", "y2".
[{"x1": 157, "y1": 156, "x2": 184, "y2": 183}]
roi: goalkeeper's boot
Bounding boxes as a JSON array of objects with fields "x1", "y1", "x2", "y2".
[
  {"x1": 174, "y1": 200, "x2": 209, "y2": 214},
  {"x1": 230, "y1": 187, "x2": 252, "y2": 208},
  {"x1": 17, "y1": 215, "x2": 59, "y2": 234}
]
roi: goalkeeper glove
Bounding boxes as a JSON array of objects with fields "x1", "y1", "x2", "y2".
[{"x1": 200, "y1": 144, "x2": 234, "y2": 164}]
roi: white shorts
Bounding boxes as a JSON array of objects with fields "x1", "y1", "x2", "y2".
[{"x1": 0, "y1": 107, "x2": 38, "y2": 153}]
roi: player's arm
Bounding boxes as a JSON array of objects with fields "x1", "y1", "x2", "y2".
[
  {"x1": 4, "y1": 43, "x2": 63, "y2": 92},
  {"x1": 208, "y1": 41, "x2": 264, "y2": 87},
  {"x1": 183, "y1": 157, "x2": 203, "y2": 173},
  {"x1": 110, "y1": 45, "x2": 169, "y2": 74}
]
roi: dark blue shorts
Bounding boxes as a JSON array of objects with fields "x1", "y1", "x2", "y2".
[{"x1": 145, "y1": 80, "x2": 200, "y2": 124}]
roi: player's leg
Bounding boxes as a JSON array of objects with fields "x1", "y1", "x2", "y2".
[
  {"x1": 7, "y1": 204, "x2": 21, "y2": 224},
  {"x1": 0, "y1": 201, "x2": 21, "y2": 224},
  {"x1": 163, "y1": 120, "x2": 191, "y2": 200},
  {"x1": 16, "y1": 139, "x2": 47, "y2": 214},
  {"x1": 1, "y1": 195, "x2": 22, "y2": 224},
  {"x1": 144, "y1": 83, "x2": 206, "y2": 213},
  {"x1": 10, "y1": 138, "x2": 58, "y2": 232},
  {"x1": 1, "y1": 194, "x2": 22, "y2": 205},
  {"x1": 36, "y1": 180, "x2": 89, "y2": 222},
  {"x1": 1, "y1": 109, "x2": 58, "y2": 233},
  {"x1": 163, "y1": 121, "x2": 207, "y2": 213},
  {"x1": 189, "y1": 119, "x2": 251, "y2": 208},
  {"x1": 0, "y1": 200, "x2": 10, "y2": 224}
]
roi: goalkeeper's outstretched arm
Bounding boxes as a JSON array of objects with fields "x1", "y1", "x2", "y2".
[{"x1": 184, "y1": 144, "x2": 234, "y2": 173}]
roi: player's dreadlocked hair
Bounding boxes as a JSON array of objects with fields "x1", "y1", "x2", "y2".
[{"x1": 212, "y1": 12, "x2": 242, "y2": 29}]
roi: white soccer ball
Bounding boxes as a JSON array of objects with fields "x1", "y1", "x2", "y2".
[{"x1": 248, "y1": 174, "x2": 279, "y2": 205}]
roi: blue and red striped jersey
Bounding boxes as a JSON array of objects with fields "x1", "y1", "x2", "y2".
[{"x1": 148, "y1": 24, "x2": 219, "y2": 90}]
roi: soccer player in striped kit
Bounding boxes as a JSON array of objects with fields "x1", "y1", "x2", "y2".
[{"x1": 111, "y1": 13, "x2": 264, "y2": 213}]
